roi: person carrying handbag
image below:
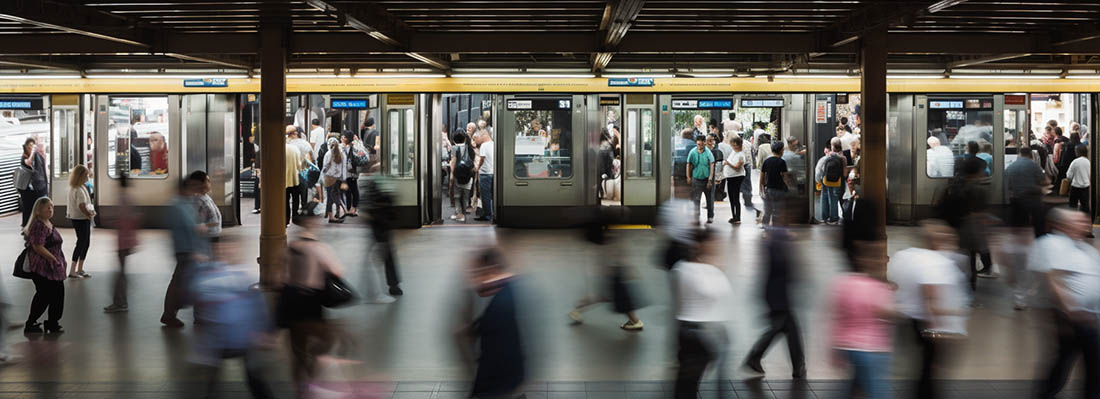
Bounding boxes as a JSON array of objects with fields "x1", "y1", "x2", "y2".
[
  {"x1": 322, "y1": 138, "x2": 348, "y2": 223},
  {"x1": 16, "y1": 138, "x2": 48, "y2": 228},
  {"x1": 342, "y1": 132, "x2": 367, "y2": 217}
]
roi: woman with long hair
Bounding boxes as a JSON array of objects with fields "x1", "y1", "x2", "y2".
[
  {"x1": 24, "y1": 197, "x2": 67, "y2": 334},
  {"x1": 322, "y1": 137, "x2": 348, "y2": 223},
  {"x1": 66, "y1": 165, "x2": 94, "y2": 278}
]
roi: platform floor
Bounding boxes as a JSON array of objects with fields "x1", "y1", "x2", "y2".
[{"x1": 0, "y1": 206, "x2": 1091, "y2": 398}]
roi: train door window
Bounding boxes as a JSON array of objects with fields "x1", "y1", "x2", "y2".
[
  {"x1": 1003, "y1": 107, "x2": 1027, "y2": 167},
  {"x1": 385, "y1": 108, "x2": 415, "y2": 178},
  {"x1": 513, "y1": 101, "x2": 572, "y2": 179},
  {"x1": 404, "y1": 108, "x2": 415, "y2": 176},
  {"x1": 83, "y1": 95, "x2": 95, "y2": 180},
  {"x1": 51, "y1": 107, "x2": 77, "y2": 178},
  {"x1": 624, "y1": 108, "x2": 655, "y2": 177},
  {"x1": 925, "y1": 97, "x2": 994, "y2": 178},
  {"x1": 625, "y1": 109, "x2": 638, "y2": 177},
  {"x1": 107, "y1": 96, "x2": 169, "y2": 179}
]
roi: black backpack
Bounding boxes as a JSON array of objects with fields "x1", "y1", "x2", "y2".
[
  {"x1": 454, "y1": 144, "x2": 474, "y2": 184},
  {"x1": 823, "y1": 154, "x2": 844, "y2": 183}
]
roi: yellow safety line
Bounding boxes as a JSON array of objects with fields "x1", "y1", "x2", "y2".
[{"x1": 609, "y1": 224, "x2": 652, "y2": 230}]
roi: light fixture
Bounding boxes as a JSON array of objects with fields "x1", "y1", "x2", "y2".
[
  {"x1": 949, "y1": 75, "x2": 1059, "y2": 79},
  {"x1": 685, "y1": 74, "x2": 734, "y2": 78},
  {"x1": 353, "y1": 74, "x2": 447, "y2": 79},
  {"x1": 0, "y1": 75, "x2": 82, "y2": 79},
  {"x1": 1065, "y1": 75, "x2": 1100, "y2": 79},
  {"x1": 601, "y1": 74, "x2": 674, "y2": 78},
  {"x1": 86, "y1": 74, "x2": 249, "y2": 79},
  {"x1": 451, "y1": 74, "x2": 596, "y2": 78},
  {"x1": 772, "y1": 75, "x2": 855, "y2": 79},
  {"x1": 886, "y1": 75, "x2": 946, "y2": 79}
]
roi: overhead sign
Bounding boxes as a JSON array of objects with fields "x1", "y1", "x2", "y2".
[
  {"x1": 1004, "y1": 94, "x2": 1027, "y2": 105},
  {"x1": 836, "y1": 93, "x2": 849, "y2": 104},
  {"x1": 815, "y1": 100, "x2": 828, "y2": 123},
  {"x1": 330, "y1": 99, "x2": 368, "y2": 109},
  {"x1": 599, "y1": 96, "x2": 621, "y2": 106},
  {"x1": 387, "y1": 94, "x2": 415, "y2": 105},
  {"x1": 929, "y1": 100, "x2": 963, "y2": 109},
  {"x1": 507, "y1": 98, "x2": 571, "y2": 111},
  {"x1": 0, "y1": 98, "x2": 43, "y2": 110},
  {"x1": 740, "y1": 98, "x2": 785, "y2": 108},
  {"x1": 183, "y1": 78, "x2": 228, "y2": 88},
  {"x1": 608, "y1": 77, "x2": 655, "y2": 87},
  {"x1": 671, "y1": 98, "x2": 733, "y2": 110}
]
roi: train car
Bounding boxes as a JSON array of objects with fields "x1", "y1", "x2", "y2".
[{"x1": 0, "y1": 76, "x2": 1096, "y2": 229}]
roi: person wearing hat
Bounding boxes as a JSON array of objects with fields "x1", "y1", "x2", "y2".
[{"x1": 759, "y1": 141, "x2": 790, "y2": 226}]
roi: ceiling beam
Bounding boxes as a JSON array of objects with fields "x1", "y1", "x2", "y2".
[
  {"x1": 817, "y1": 1, "x2": 969, "y2": 50},
  {"x1": 592, "y1": 0, "x2": 646, "y2": 71},
  {"x1": 948, "y1": 53, "x2": 1032, "y2": 69},
  {"x1": 0, "y1": 56, "x2": 81, "y2": 71},
  {"x1": 305, "y1": 0, "x2": 450, "y2": 72},
  {"x1": 161, "y1": 53, "x2": 252, "y2": 70}
]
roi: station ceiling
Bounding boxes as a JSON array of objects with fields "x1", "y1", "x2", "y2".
[{"x1": 0, "y1": 0, "x2": 1098, "y2": 76}]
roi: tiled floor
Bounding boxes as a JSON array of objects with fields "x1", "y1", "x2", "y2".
[{"x1": 0, "y1": 200, "x2": 1092, "y2": 396}]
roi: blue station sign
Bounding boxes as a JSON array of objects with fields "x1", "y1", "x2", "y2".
[
  {"x1": 183, "y1": 78, "x2": 229, "y2": 88},
  {"x1": 607, "y1": 77, "x2": 655, "y2": 87},
  {"x1": 0, "y1": 99, "x2": 41, "y2": 110},
  {"x1": 331, "y1": 99, "x2": 369, "y2": 109}
]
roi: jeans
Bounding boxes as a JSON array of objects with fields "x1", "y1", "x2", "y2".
[
  {"x1": 111, "y1": 249, "x2": 131, "y2": 307},
  {"x1": 741, "y1": 164, "x2": 756, "y2": 209},
  {"x1": 325, "y1": 184, "x2": 344, "y2": 216},
  {"x1": 1069, "y1": 186, "x2": 1090, "y2": 214},
  {"x1": 285, "y1": 185, "x2": 301, "y2": 224},
  {"x1": 162, "y1": 253, "x2": 193, "y2": 321},
  {"x1": 27, "y1": 275, "x2": 63, "y2": 326},
  {"x1": 455, "y1": 185, "x2": 471, "y2": 217},
  {"x1": 478, "y1": 174, "x2": 494, "y2": 219},
  {"x1": 746, "y1": 310, "x2": 805, "y2": 374},
  {"x1": 910, "y1": 318, "x2": 940, "y2": 399},
  {"x1": 762, "y1": 188, "x2": 787, "y2": 226},
  {"x1": 821, "y1": 185, "x2": 843, "y2": 223},
  {"x1": 842, "y1": 350, "x2": 892, "y2": 399},
  {"x1": 200, "y1": 349, "x2": 273, "y2": 399},
  {"x1": 1040, "y1": 310, "x2": 1100, "y2": 399},
  {"x1": 70, "y1": 219, "x2": 91, "y2": 261},
  {"x1": 674, "y1": 321, "x2": 729, "y2": 399},
  {"x1": 1009, "y1": 196, "x2": 1045, "y2": 237},
  {"x1": 344, "y1": 177, "x2": 359, "y2": 210},
  {"x1": 725, "y1": 176, "x2": 745, "y2": 221},
  {"x1": 690, "y1": 178, "x2": 714, "y2": 220}
]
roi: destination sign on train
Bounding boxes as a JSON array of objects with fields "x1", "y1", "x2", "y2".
[
  {"x1": 331, "y1": 99, "x2": 369, "y2": 109},
  {"x1": 740, "y1": 99, "x2": 784, "y2": 108},
  {"x1": 672, "y1": 99, "x2": 733, "y2": 110},
  {"x1": 0, "y1": 100, "x2": 39, "y2": 110},
  {"x1": 182, "y1": 78, "x2": 228, "y2": 88}
]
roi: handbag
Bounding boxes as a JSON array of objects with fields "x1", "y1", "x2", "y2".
[
  {"x1": 13, "y1": 246, "x2": 32, "y2": 279},
  {"x1": 323, "y1": 175, "x2": 339, "y2": 187},
  {"x1": 12, "y1": 165, "x2": 31, "y2": 191},
  {"x1": 320, "y1": 273, "x2": 356, "y2": 308},
  {"x1": 1059, "y1": 178, "x2": 1071, "y2": 196}
]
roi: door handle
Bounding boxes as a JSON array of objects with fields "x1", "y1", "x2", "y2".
[
  {"x1": 515, "y1": 181, "x2": 528, "y2": 186},
  {"x1": 560, "y1": 181, "x2": 573, "y2": 186}
]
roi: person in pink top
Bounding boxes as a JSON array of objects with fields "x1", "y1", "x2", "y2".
[
  {"x1": 105, "y1": 175, "x2": 139, "y2": 313},
  {"x1": 829, "y1": 240, "x2": 894, "y2": 399}
]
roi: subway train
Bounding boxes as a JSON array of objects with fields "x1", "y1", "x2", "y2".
[{"x1": 0, "y1": 76, "x2": 1095, "y2": 228}]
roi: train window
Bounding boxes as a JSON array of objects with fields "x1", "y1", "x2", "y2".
[
  {"x1": 625, "y1": 109, "x2": 638, "y2": 177},
  {"x1": 624, "y1": 108, "x2": 655, "y2": 178},
  {"x1": 51, "y1": 108, "x2": 77, "y2": 178},
  {"x1": 513, "y1": 109, "x2": 572, "y2": 179},
  {"x1": 641, "y1": 109, "x2": 654, "y2": 177},
  {"x1": 1003, "y1": 109, "x2": 1027, "y2": 167},
  {"x1": 387, "y1": 109, "x2": 399, "y2": 176},
  {"x1": 0, "y1": 105, "x2": 49, "y2": 190},
  {"x1": 107, "y1": 97, "x2": 169, "y2": 179},
  {"x1": 404, "y1": 108, "x2": 415, "y2": 177},
  {"x1": 926, "y1": 101, "x2": 994, "y2": 178}
]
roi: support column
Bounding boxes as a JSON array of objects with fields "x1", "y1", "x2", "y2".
[
  {"x1": 860, "y1": 27, "x2": 888, "y2": 239},
  {"x1": 258, "y1": 18, "x2": 288, "y2": 287}
]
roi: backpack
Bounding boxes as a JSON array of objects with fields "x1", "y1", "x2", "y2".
[
  {"x1": 823, "y1": 154, "x2": 844, "y2": 185},
  {"x1": 454, "y1": 144, "x2": 474, "y2": 185}
]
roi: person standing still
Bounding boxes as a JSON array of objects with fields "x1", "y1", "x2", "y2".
[
  {"x1": 284, "y1": 126, "x2": 304, "y2": 225},
  {"x1": 474, "y1": 131, "x2": 495, "y2": 222},
  {"x1": 66, "y1": 165, "x2": 95, "y2": 279},
  {"x1": 759, "y1": 141, "x2": 789, "y2": 227},
  {"x1": 23, "y1": 197, "x2": 67, "y2": 335},
  {"x1": 17, "y1": 138, "x2": 48, "y2": 228},
  {"x1": 686, "y1": 136, "x2": 715, "y2": 223},
  {"x1": 1066, "y1": 143, "x2": 1091, "y2": 215},
  {"x1": 104, "y1": 175, "x2": 137, "y2": 313},
  {"x1": 722, "y1": 137, "x2": 748, "y2": 224},
  {"x1": 816, "y1": 138, "x2": 847, "y2": 225}
]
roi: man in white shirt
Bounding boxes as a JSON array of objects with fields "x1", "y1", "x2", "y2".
[
  {"x1": 287, "y1": 128, "x2": 317, "y2": 214},
  {"x1": 473, "y1": 131, "x2": 495, "y2": 222},
  {"x1": 308, "y1": 118, "x2": 325, "y2": 160},
  {"x1": 1033, "y1": 209, "x2": 1100, "y2": 399},
  {"x1": 926, "y1": 136, "x2": 956, "y2": 178},
  {"x1": 887, "y1": 220, "x2": 969, "y2": 399},
  {"x1": 839, "y1": 129, "x2": 859, "y2": 152},
  {"x1": 1065, "y1": 144, "x2": 1090, "y2": 214}
]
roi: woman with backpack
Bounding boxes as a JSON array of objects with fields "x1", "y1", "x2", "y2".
[
  {"x1": 449, "y1": 132, "x2": 475, "y2": 222},
  {"x1": 816, "y1": 138, "x2": 846, "y2": 225},
  {"x1": 322, "y1": 137, "x2": 348, "y2": 223}
]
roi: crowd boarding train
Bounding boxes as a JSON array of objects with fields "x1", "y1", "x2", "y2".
[{"x1": 0, "y1": 76, "x2": 1095, "y2": 228}]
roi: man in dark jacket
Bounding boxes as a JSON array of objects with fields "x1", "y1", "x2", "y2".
[
  {"x1": 18, "y1": 137, "x2": 48, "y2": 227},
  {"x1": 465, "y1": 248, "x2": 526, "y2": 399},
  {"x1": 743, "y1": 227, "x2": 806, "y2": 379}
]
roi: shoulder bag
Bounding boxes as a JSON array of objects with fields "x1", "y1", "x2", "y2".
[
  {"x1": 13, "y1": 241, "x2": 33, "y2": 279},
  {"x1": 12, "y1": 163, "x2": 31, "y2": 191}
]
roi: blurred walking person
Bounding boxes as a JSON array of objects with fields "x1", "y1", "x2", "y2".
[
  {"x1": 279, "y1": 216, "x2": 345, "y2": 398},
  {"x1": 104, "y1": 175, "x2": 138, "y2": 313},
  {"x1": 22, "y1": 197, "x2": 66, "y2": 334},
  {"x1": 191, "y1": 235, "x2": 274, "y2": 399},
  {"x1": 364, "y1": 179, "x2": 403, "y2": 296},
  {"x1": 66, "y1": 165, "x2": 94, "y2": 278},
  {"x1": 1033, "y1": 209, "x2": 1100, "y2": 399},
  {"x1": 161, "y1": 173, "x2": 210, "y2": 328},
  {"x1": 887, "y1": 220, "x2": 970, "y2": 399},
  {"x1": 830, "y1": 240, "x2": 893, "y2": 399},
  {"x1": 672, "y1": 229, "x2": 733, "y2": 399},
  {"x1": 743, "y1": 226, "x2": 805, "y2": 378},
  {"x1": 1003, "y1": 146, "x2": 1048, "y2": 310},
  {"x1": 463, "y1": 248, "x2": 527, "y2": 399},
  {"x1": 569, "y1": 208, "x2": 646, "y2": 330},
  {"x1": 936, "y1": 156, "x2": 994, "y2": 290}
]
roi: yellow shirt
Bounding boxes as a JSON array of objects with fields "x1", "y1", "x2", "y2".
[{"x1": 285, "y1": 143, "x2": 303, "y2": 187}]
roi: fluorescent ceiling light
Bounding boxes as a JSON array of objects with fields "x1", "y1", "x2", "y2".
[
  {"x1": 86, "y1": 74, "x2": 249, "y2": 79},
  {"x1": 1065, "y1": 75, "x2": 1100, "y2": 79},
  {"x1": 772, "y1": 75, "x2": 854, "y2": 79},
  {"x1": 950, "y1": 75, "x2": 1059, "y2": 79},
  {"x1": 353, "y1": 74, "x2": 446, "y2": 79},
  {"x1": 451, "y1": 74, "x2": 595, "y2": 78},
  {"x1": 286, "y1": 74, "x2": 342, "y2": 79},
  {"x1": 0, "y1": 75, "x2": 82, "y2": 79},
  {"x1": 601, "y1": 74, "x2": 674, "y2": 78},
  {"x1": 886, "y1": 75, "x2": 946, "y2": 79},
  {"x1": 685, "y1": 74, "x2": 733, "y2": 78}
]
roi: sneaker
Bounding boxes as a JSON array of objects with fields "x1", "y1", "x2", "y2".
[
  {"x1": 160, "y1": 316, "x2": 184, "y2": 328},
  {"x1": 365, "y1": 295, "x2": 396, "y2": 304},
  {"x1": 792, "y1": 366, "x2": 807, "y2": 379},
  {"x1": 23, "y1": 322, "x2": 42, "y2": 334},
  {"x1": 1013, "y1": 303, "x2": 1027, "y2": 311},
  {"x1": 389, "y1": 286, "x2": 404, "y2": 296},
  {"x1": 706, "y1": 218, "x2": 714, "y2": 224},
  {"x1": 103, "y1": 304, "x2": 129, "y2": 313},
  {"x1": 250, "y1": 209, "x2": 260, "y2": 214},
  {"x1": 568, "y1": 310, "x2": 583, "y2": 324},
  {"x1": 457, "y1": 216, "x2": 466, "y2": 222},
  {"x1": 621, "y1": 320, "x2": 644, "y2": 331},
  {"x1": 450, "y1": 214, "x2": 457, "y2": 220},
  {"x1": 728, "y1": 218, "x2": 735, "y2": 224},
  {"x1": 78, "y1": 271, "x2": 90, "y2": 278},
  {"x1": 741, "y1": 359, "x2": 765, "y2": 376},
  {"x1": 67, "y1": 273, "x2": 82, "y2": 279},
  {"x1": 734, "y1": 220, "x2": 741, "y2": 225}
]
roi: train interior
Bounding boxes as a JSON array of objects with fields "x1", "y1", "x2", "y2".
[{"x1": 0, "y1": 89, "x2": 1095, "y2": 229}]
